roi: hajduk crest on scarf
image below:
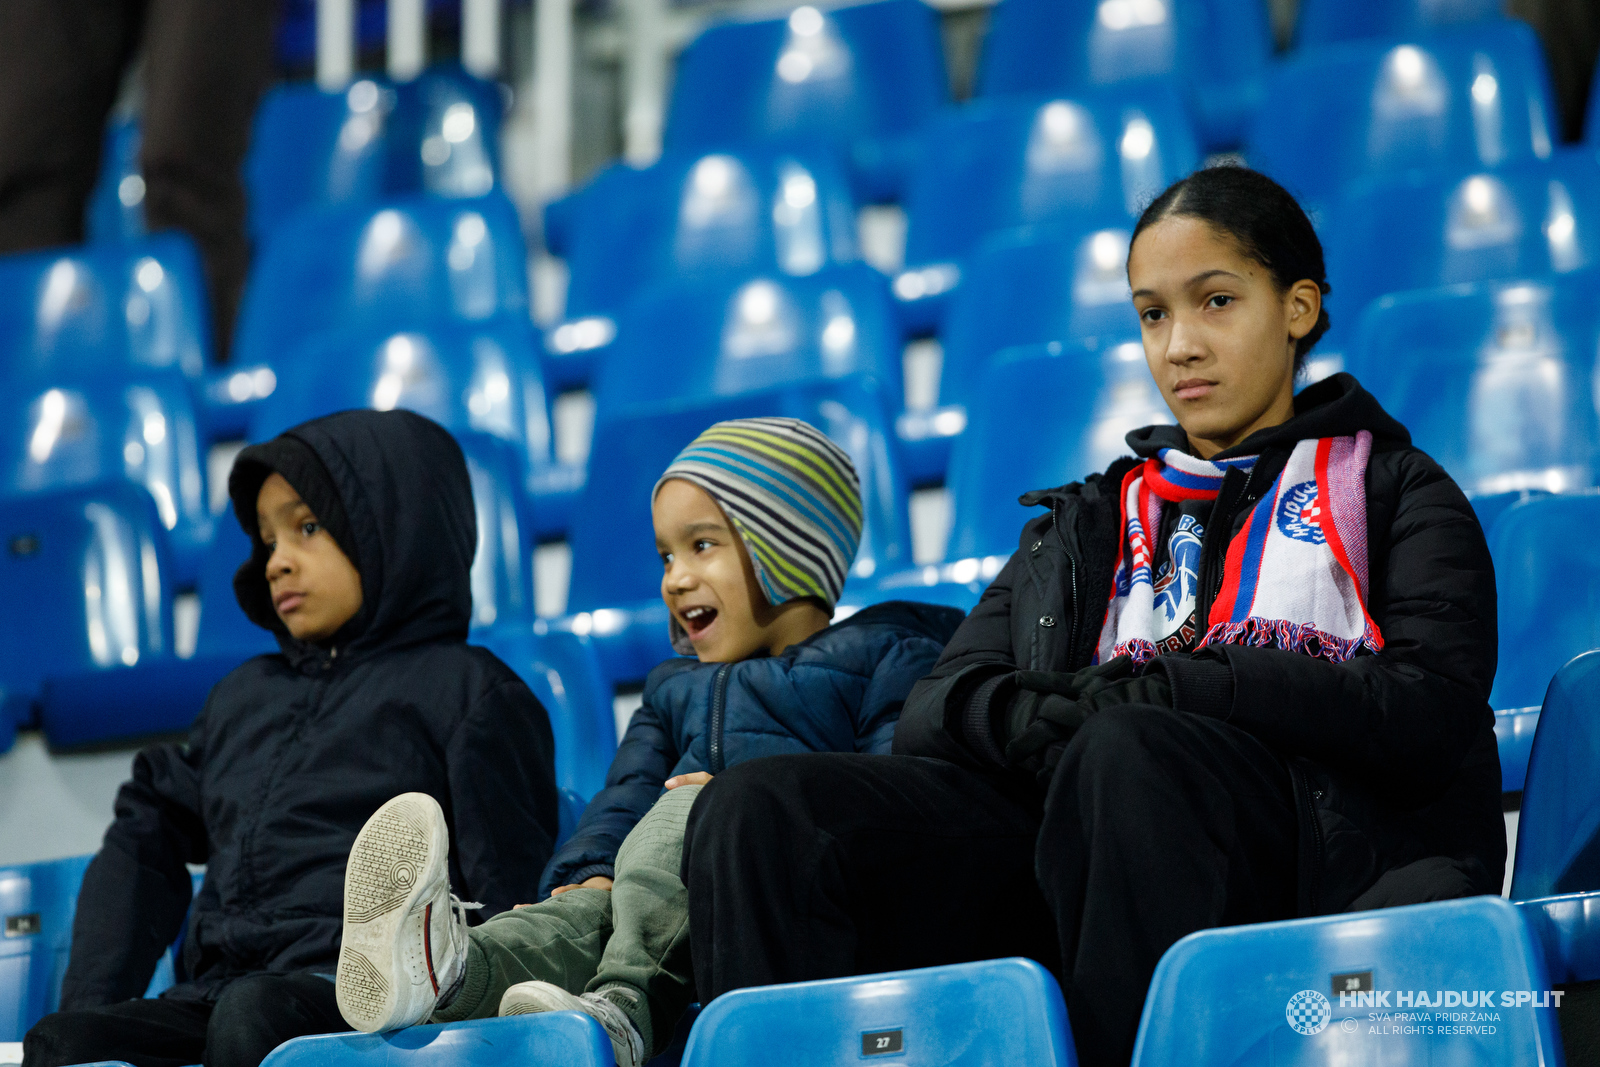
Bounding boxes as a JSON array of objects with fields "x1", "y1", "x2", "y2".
[{"x1": 1096, "y1": 431, "x2": 1384, "y2": 667}]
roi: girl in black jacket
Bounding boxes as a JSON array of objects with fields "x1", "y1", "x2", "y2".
[{"x1": 680, "y1": 167, "x2": 1505, "y2": 1067}]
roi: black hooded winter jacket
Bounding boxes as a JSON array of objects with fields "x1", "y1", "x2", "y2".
[
  {"x1": 895, "y1": 374, "x2": 1506, "y2": 914},
  {"x1": 59, "y1": 410, "x2": 559, "y2": 1008}
]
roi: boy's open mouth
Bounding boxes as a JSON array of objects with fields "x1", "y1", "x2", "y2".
[{"x1": 679, "y1": 605, "x2": 718, "y2": 639}]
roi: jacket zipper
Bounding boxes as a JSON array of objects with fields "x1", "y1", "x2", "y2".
[
  {"x1": 1052, "y1": 500, "x2": 1081, "y2": 665},
  {"x1": 707, "y1": 663, "x2": 733, "y2": 774},
  {"x1": 1295, "y1": 766, "x2": 1325, "y2": 914}
]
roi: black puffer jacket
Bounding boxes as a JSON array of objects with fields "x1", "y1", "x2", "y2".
[
  {"x1": 60, "y1": 410, "x2": 558, "y2": 1008},
  {"x1": 896, "y1": 374, "x2": 1506, "y2": 914}
]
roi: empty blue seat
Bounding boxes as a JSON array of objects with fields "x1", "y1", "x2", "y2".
[
  {"x1": 1247, "y1": 22, "x2": 1559, "y2": 211},
  {"x1": 1487, "y1": 493, "x2": 1600, "y2": 712},
  {"x1": 1510, "y1": 649, "x2": 1600, "y2": 901},
  {"x1": 593, "y1": 265, "x2": 904, "y2": 416},
  {"x1": 978, "y1": 0, "x2": 1271, "y2": 150},
  {"x1": 680, "y1": 957, "x2": 1075, "y2": 1067},
  {"x1": 86, "y1": 119, "x2": 145, "y2": 244},
  {"x1": 246, "y1": 79, "x2": 393, "y2": 243},
  {"x1": 1295, "y1": 0, "x2": 1505, "y2": 47},
  {"x1": 1320, "y1": 152, "x2": 1600, "y2": 355},
  {"x1": 232, "y1": 193, "x2": 528, "y2": 371},
  {"x1": 566, "y1": 379, "x2": 912, "y2": 683},
  {"x1": 664, "y1": 0, "x2": 948, "y2": 199},
  {"x1": 544, "y1": 148, "x2": 860, "y2": 388},
  {"x1": 0, "y1": 855, "x2": 91, "y2": 1042},
  {"x1": 1131, "y1": 895, "x2": 1562, "y2": 1065},
  {"x1": 0, "y1": 236, "x2": 211, "y2": 382},
  {"x1": 192, "y1": 503, "x2": 277, "y2": 665},
  {"x1": 900, "y1": 84, "x2": 1198, "y2": 275},
  {"x1": 387, "y1": 66, "x2": 503, "y2": 200},
  {"x1": 1347, "y1": 272, "x2": 1600, "y2": 500},
  {"x1": 261, "y1": 1014, "x2": 612, "y2": 1067},
  {"x1": 0, "y1": 371, "x2": 212, "y2": 581}
]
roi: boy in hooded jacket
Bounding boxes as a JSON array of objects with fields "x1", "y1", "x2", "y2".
[
  {"x1": 334, "y1": 418, "x2": 963, "y2": 1066},
  {"x1": 24, "y1": 409, "x2": 560, "y2": 1067}
]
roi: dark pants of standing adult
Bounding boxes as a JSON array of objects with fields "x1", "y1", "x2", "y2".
[
  {"x1": 682, "y1": 705, "x2": 1300, "y2": 1067},
  {"x1": 0, "y1": 0, "x2": 277, "y2": 357},
  {"x1": 23, "y1": 972, "x2": 347, "y2": 1067}
]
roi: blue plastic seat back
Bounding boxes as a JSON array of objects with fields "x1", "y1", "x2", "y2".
[
  {"x1": 1511, "y1": 649, "x2": 1600, "y2": 900},
  {"x1": 977, "y1": 0, "x2": 1272, "y2": 149},
  {"x1": 1295, "y1": 0, "x2": 1506, "y2": 47},
  {"x1": 549, "y1": 147, "x2": 860, "y2": 327},
  {"x1": 0, "y1": 482, "x2": 176, "y2": 720},
  {"x1": 455, "y1": 432, "x2": 536, "y2": 631},
  {"x1": 664, "y1": 0, "x2": 948, "y2": 161},
  {"x1": 903, "y1": 84, "x2": 1198, "y2": 269},
  {"x1": 386, "y1": 67, "x2": 503, "y2": 200},
  {"x1": 246, "y1": 79, "x2": 394, "y2": 242},
  {"x1": 0, "y1": 236, "x2": 211, "y2": 381},
  {"x1": 85, "y1": 119, "x2": 145, "y2": 244},
  {"x1": 680, "y1": 957, "x2": 1075, "y2": 1067},
  {"x1": 0, "y1": 854, "x2": 92, "y2": 1042},
  {"x1": 937, "y1": 225, "x2": 1143, "y2": 408},
  {"x1": 259, "y1": 1013, "x2": 613, "y2": 1067},
  {"x1": 0, "y1": 370, "x2": 212, "y2": 575},
  {"x1": 471, "y1": 627, "x2": 617, "y2": 799},
  {"x1": 1348, "y1": 272, "x2": 1600, "y2": 500},
  {"x1": 593, "y1": 265, "x2": 904, "y2": 414},
  {"x1": 232, "y1": 192, "x2": 528, "y2": 370},
  {"x1": 1247, "y1": 22, "x2": 1559, "y2": 210},
  {"x1": 1131, "y1": 895, "x2": 1561, "y2": 1065},
  {"x1": 193, "y1": 503, "x2": 277, "y2": 663},
  {"x1": 1321, "y1": 152, "x2": 1600, "y2": 354},
  {"x1": 1487, "y1": 492, "x2": 1600, "y2": 710},
  {"x1": 947, "y1": 339, "x2": 1169, "y2": 561},
  {"x1": 569, "y1": 379, "x2": 913, "y2": 614}
]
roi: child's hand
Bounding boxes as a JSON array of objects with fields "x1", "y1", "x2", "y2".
[
  {"x1": 547, "y1": 875, "x2": 614, "y2": 897},
  {"x1": 666, "y1": 772, "x2": 714, "y2": 789}
]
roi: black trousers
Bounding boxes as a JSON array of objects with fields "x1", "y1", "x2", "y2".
[
  {"x1": 23, "y1": 972, "x2": 347, "y2": 1067},
  {"x1": 682, "y1": 705, "x2": 1300, "y2": 1067},
  {"x1": 0, "y1": 0, "x2": 277, "y2": 357}
]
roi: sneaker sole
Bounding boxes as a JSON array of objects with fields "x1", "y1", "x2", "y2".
[{"x1": 337, "y1": 793, "x2": 450, "y2": 1032}]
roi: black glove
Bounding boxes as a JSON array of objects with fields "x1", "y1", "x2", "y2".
[{"x1": 1001, "y1": 657, "x2": 1173, "y2": 781}]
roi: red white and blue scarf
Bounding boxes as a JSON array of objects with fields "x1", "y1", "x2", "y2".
[{"x1": 1097, "y1": 432, "x2": 1384, "y2": 666}]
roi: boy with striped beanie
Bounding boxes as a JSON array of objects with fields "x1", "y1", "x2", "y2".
[{"x1": 335, "y1": 418, "x2": 966, "y2": 1065}]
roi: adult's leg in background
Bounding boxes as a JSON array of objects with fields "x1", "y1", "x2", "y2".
[
  {"x1": 682, "y1": 753, "x2": 1057, "y2": 1003},
  {"x1": 1037, "y1": 705, "x2": 1300, "y2": 1067},
  {"x1": 203, "y1": 971, "x2": 348, "y2": 1067},
  {"x1": 23, "y1": 995, "x2": 212, "y2": 1067},
  {"x1": 139, "y1": 0, "x2": 277, "y2": 357},
  {"x1": 0, "y1": 0, "x2": 140, "y2": 251}
]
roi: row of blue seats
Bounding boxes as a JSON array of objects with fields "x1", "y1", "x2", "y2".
[{"x1": 11, "y1": 634, "x2": 1598, "y2": 1059}]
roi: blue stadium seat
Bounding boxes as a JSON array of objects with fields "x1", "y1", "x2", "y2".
[
  {"x1": 1496, "y1": 705, "x2": 1542, "y2": 793},
  {"x1": 1320, "y1": 151, "x2": 1600, "y2": 356},
  {"x1": 592, "y1": 265, "x2": 904, "y2": 416},
  {"x1": 679, "y1": 958, "x2": 1075, "y2": 1067},
  {"x1": 232, "y1": 193, "x2": 528, "y2": 371},
  {"x1": 260, "y1": 1014, "x2": 613, "y2": 1067},
  {"x1": 1131, "y1": 895, "x2": 1563, "y2": 1065},
  {"x1": 86, "y1": 119, "x2": 145, "y2": 244},
  {"x1": 565, "y1": 379, "x2": 912, "y2": 684},
  {"x1": 977, "y1": 0, "x2": 1271, "y2": 150},
  {"x1": 1487, "y1": 493, "x2": 1600, "y2": 712},
  {"x1": 1247, "y1": 22, "x2": 1559, "y2": 211},
  {"x1": 1510, "y1": 649, "x2": 1600, "y2": 901},
  {"x1": 1295, "y1": 0, "x2": 1506, "y2": 47},
  {"x1": 543, "y1": 148, "x2": 860, "y2": 389},
  {"x1": 556, "y1": 788, "x2": 587, "y2": 848},
  {"x1": 456, "y1": 432, "x2": 536, "y2": 631},
  {"x1": 472, "y1": 627, "x2": 618, "y2": 799},
  {"x1": 1347, "y1": 272, "x2": 1600, "y2": 500},
  {"x1": 0, "y1": 854, "x2": 91, "y2": 1042},
  {"x1": 192, "y1": 503, "x2": 277, "y2": 665},
  {"x1": 387, "y1": 66, "x2": 503, "y2": 200},
  {"x1": 0, "y1": 237, "x2": 211, "y2": 382},
  {"x1": 663, "y1": 0, "x2": 948, "y2": 200},
  {"x1": 899, "y1": 84, "x2": 1198, "y2": 276},
  {"x1": 0, "y1": 371, "x2": 212, "y2": 582},
  {"x1": 246, "y1": 79, "x2": 393, "y2": 243},
  {"x1": 249, "y1": 318, "x2": 578, "y2": 539}
]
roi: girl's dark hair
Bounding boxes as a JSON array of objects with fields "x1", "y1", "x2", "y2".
[{"x1": 1131, "y1": 164, "x2": 1332, "y2": 370}]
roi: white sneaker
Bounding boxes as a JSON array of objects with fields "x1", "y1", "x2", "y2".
[
  {"x1": 499, "y1": 981, "x2": 646, "y2": 1067},
  {"x1": 336, "y1": 792, "x2": 477, "y2": 1032}
]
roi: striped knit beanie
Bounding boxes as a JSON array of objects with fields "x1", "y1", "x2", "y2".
[{"x1": 654, "y1": 418, "x2": 862, "y2": 644}]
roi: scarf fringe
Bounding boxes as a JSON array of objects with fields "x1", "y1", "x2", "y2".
[{"x1": 1197, "y1": 617, "x2": 1383, "y2": 664}]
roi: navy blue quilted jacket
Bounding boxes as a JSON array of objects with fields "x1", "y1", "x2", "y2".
[{"x1": 539, "y1": 600, "x2": 965, "y2": 896}]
